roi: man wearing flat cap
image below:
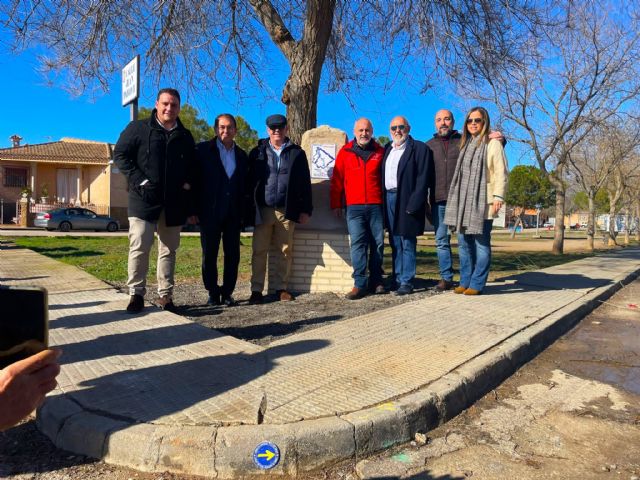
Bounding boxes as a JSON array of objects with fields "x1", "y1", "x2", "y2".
[{"x1": 247, "y1": 114, "x2": 313, "y2": 304}]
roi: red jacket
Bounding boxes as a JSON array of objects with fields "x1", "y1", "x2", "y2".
[{"x1": 330, "y1": 139, "x2": 384, "y2": 208}]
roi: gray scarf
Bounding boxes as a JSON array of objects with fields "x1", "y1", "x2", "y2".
[{"x1": 444, "y1": 137, "x2": 488, "y2": 234}]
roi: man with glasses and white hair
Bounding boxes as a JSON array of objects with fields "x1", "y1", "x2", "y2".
[
  {"x1": 382, "y1": 116, "x2": 431, "y2": 295},
  {"x1": 247, "y1": 114, "x2": 313, "y2": 304}
]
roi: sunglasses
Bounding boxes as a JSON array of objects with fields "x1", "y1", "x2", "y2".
[
  {"x1": 466, "y1": 118, "x2": 483, "y2": 124},
  {"x1": 390, "y1": 124, "x2": 406, "y2": 131},
  {"x1": 269, "y1": 125, "x2": 286, "y2": 131}
]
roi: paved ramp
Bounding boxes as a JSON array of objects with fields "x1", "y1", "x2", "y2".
[{"x1": 1, "y1": 242, "x2": 639, "y2": 477}]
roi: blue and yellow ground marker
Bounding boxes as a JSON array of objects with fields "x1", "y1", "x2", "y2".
[{"x1": 253, "y1": 441, "x2": 280, "y2": 469}]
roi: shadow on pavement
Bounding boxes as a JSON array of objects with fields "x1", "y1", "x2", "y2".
[{"x1": 68, "y1": 339, "x2": 328, "y2": 424}]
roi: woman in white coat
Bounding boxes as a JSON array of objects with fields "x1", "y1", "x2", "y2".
[{"x1": 444, "y1": 106, "x2": 508, "y2": 295}]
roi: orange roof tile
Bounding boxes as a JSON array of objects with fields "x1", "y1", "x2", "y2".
[{"x1": 0, "y1": 139, "x2": 113, "y2": 165}]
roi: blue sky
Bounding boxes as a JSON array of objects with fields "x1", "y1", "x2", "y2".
[{"x1": 1, "y1": 42, "x2": 518, "y2": 163}]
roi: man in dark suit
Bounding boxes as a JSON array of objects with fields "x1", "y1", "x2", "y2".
[
  {"x1": 195, "y1": 113, "x2": 252, "y2": 306},
  {"x1": 382, "y1": 116, "x2": 431, "y2": 295}
]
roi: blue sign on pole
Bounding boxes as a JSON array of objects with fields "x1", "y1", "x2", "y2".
[{"x1": 253, "y1": 441, "x2": 280, "y2": 469}]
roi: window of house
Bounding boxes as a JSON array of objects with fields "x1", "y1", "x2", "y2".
[{"x1": 3, "y1": 167, "x2": 28, "y2": 187}]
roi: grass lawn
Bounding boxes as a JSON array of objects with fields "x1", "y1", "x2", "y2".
[{"x1": 4, "y1": 232, "x2": 628, "y2": 286}]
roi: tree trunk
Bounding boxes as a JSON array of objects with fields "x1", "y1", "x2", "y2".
[
  {"x1": 608, "y1": 210, "x2": 617, "y2": 246},
  {"x1": 624, "y1": 210, "x2": 630, "y2": 245},
  {"x1": 548, "y1": 173, "x2": 566, "y2": 255},
  {"x1": 250, "y1": 0, "x2": 336, "y2": 144},
  {"x1": 636, "y1": 200, "x2": 640, "y2": 242},
  {"x1": 586, "y1": 194, "x2": 595, "y2": 251}
]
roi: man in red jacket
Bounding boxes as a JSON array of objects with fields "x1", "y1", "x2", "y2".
[{"x1": 330, "y1": 118, "x2": 386, "y2": 300}]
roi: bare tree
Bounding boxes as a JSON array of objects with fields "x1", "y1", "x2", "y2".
[
  {"x1": 453, "y1": 1, "x2": 640, "y2": 254},
  {"x1": 567, "y1": 121, "x2": 640, "y2": 250},
  {"x1": 604, "y1": 153, "x2": 640, "y2": 246},
  {"x1": 0, "y1": 0, "x2": 543, "y2": 143}
]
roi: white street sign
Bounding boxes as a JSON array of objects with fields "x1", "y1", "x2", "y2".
[{"x1": 121, "y1": 56, "x2": 139, "y2": 106}]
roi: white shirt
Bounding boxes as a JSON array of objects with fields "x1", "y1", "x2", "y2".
[
  {"x1": 384, "y1": 141, "x2": 407, "y2": 190},
  {"x1": 217, "y1": 138, "x2": 236, "y2": 178}
]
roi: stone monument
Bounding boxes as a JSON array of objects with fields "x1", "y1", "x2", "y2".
[{"x1": 267, "y1": 125, "x2": 354, "y2": 293}]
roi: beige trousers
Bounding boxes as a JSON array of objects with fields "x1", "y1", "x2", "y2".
[
  {"x1": 127, "y1": 211, "x2": 182, "y2": 297},
  {"x1": 251, "y1": 207, "x2": 295, "y2": 293}
]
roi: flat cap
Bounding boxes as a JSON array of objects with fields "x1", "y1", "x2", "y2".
[{"x1": 266, "y1": 114, "x2": 287, "y2": 128}]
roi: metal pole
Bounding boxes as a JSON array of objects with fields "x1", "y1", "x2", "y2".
[{"x1": 131, "y1": 99, "x2": 138, "y2": 122}]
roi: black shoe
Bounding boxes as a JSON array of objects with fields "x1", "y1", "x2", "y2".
[
  {"x1": 221, "y1": 295, "x2": 238, "y2": 307},
  {"x1": 395, "y1": 284, "x2": 413, "y2": 296},
  {"x1": 157, "y1": 295, "x2": 177, "y2": 313},
  {"x1": 248, "y1": 291, "x2": 264, "y2": 305},
  {"x1": 370, "y1": 284, "x2": 386, "y2": 295},
  {"x1": 207, "y1": 291, "x2": 221, "y2": 306},
  {"x1": 126, "y1": 294, "x2": 144, "y2": 313}
]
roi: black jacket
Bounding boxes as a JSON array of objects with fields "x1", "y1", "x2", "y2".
[
  {"x1": 248, "y1": 138, "x2": 313, "y2": 224},
  {"x1": 426, "y1": 130, "x2": 462, "y2": 204},
  {"x1": 195, "y1": 139, "x2": 253, "y2": 229},
  {"x1": 113, "y1": 111, "x2": 196, "y2": 226},
  {"x1": 382, "y1": 136, "x2": 432, "y2": 237}
]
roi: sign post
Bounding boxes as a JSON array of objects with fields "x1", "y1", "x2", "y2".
[{"x1": 122, "y1": 55, "x2": 140, "y2": 121}]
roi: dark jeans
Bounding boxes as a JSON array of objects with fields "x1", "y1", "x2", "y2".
[
  {"x1": 431, "y1": 201, "x2": 454, "y2": 281},
  {"x1": 346, "y1": 204, "x2": 384, "y2": 289},
  {"x1": 385, "y1": 190, "x2": 417, "y2": 287},
  {"x1": 200, "y1": 217, "x2": 241, "y2": 298},
  {"x1": 457, "y1": 219, "x2": 493, "y2": 291}
]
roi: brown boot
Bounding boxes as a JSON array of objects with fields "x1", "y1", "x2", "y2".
[
  {"x1": 157, "y1": 295, "x2": 177, "y2": 312},
  {"x1": 345, "y1": 287, "x2": 367, "y2": 300},
  {"x1": 277, "y1": 290, "x2": 294, "y2": 302},
  {"x1": 435, "y1": 279, "x2": 454, "y2": 291},
  {"x1": 454, "y1": 286, "x2": 467, "y2": 294},
  {"x1": 126, "y1": 294, "x2": 144, "y2": 313},
  {"x1": 463, "y1": 288, "x2": 481, "y2": 296}
]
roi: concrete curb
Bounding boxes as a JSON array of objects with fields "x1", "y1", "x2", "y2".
[{"x1": 35, "y1": 250, "x2": 640, "y2": 478}]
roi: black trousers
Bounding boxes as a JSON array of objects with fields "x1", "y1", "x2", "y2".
[{"x1": 200, "y1": 216, "x2": 241, "y2": 298}]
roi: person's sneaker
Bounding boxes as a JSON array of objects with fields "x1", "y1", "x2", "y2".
[
  {"x1": 157, "y1": 295, "x2": 177, "y2": 313},
  {"x1": 126, "y1": 294, "x2": 144, "y2": 313},
  {"x1": 370, "y1": 284, "x2": 386, "y2": 295},
  {"x1": 221, "y1": 295, "x2": 238, "y2": 307},
  {"x1": 248, "y1": 291, "x2": 264, "y2": 305},
  {"x1": 277, "y1": 290, "x2": 294, "y2": 302},
  {"x1": 395, "y1": 284, "x2": 413, "y2": 296},
  {"x1": 435, "y1": 279, "x2": 454, "y2": 291},
  {"x1": 454, "y1": 286, "x2": 467, "y2": 294},
  {"x1": 345, "y1": 287, "x2": 367, "y2": 300},
  {"x1": 463, "y1": 288, "x2": 482, "y2": 296}
]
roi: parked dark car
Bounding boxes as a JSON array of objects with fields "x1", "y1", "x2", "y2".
[{"x1": 34, "y1": 208, "x2": 119, "y2": 232}]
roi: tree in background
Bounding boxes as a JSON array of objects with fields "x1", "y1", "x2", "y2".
[
  {"x1": 567, "y1": 121, "x2": 640, "y2": 250},
  {"x1": 138, "y1": 104, "x2": 214, "y2": 143},
  {"x1": 138, "y1": 106, "x2": 258, "y2": 150},
  {"x1": 235, "y1": 116, "x2": 259, "y2": 153},
  {"x1": 505, "y1": 165, "x2": 554, "y2": 238},
  {"x1": 376, "y1": 136, "x2": 390, "y2": 147},
  {"x1": 454, "y1": 1, "x2": 640, "y2": 254},
  {"x1": 0, "y1": 0, "x2": 543, "y2": 143}
]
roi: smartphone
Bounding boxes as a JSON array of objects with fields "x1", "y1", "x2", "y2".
[{"x1": 0, "y1": 286, "x2": 48, "y2": 370}]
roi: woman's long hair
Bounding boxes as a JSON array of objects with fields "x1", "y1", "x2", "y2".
[{"x1": 460, "y1": 106, "x2": 491, "y2": 149}]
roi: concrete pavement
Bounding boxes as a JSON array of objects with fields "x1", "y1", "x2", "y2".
[{"x1": 1, "y1": 239, "x2": 639, "y2": 478}]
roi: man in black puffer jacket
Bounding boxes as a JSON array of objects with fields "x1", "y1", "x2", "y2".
[{"x1": 113, "y1": 88, "x2": 196, "y2": 313}]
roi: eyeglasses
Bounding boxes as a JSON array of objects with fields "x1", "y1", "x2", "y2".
[
  {"x1": 466, "y1": 118, "x2": 483, "y2": 124},
  {"x1": 390, "y1": 125, "x2": 407, "y2": 131}
]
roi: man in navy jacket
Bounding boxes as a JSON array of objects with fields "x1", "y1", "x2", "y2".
[
  {"x1": 382, "y1": 116, "x2": 431, "y2": 295},
  {"x1": 195, "y1": 114, "x2": 252, "y2": 307}
]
